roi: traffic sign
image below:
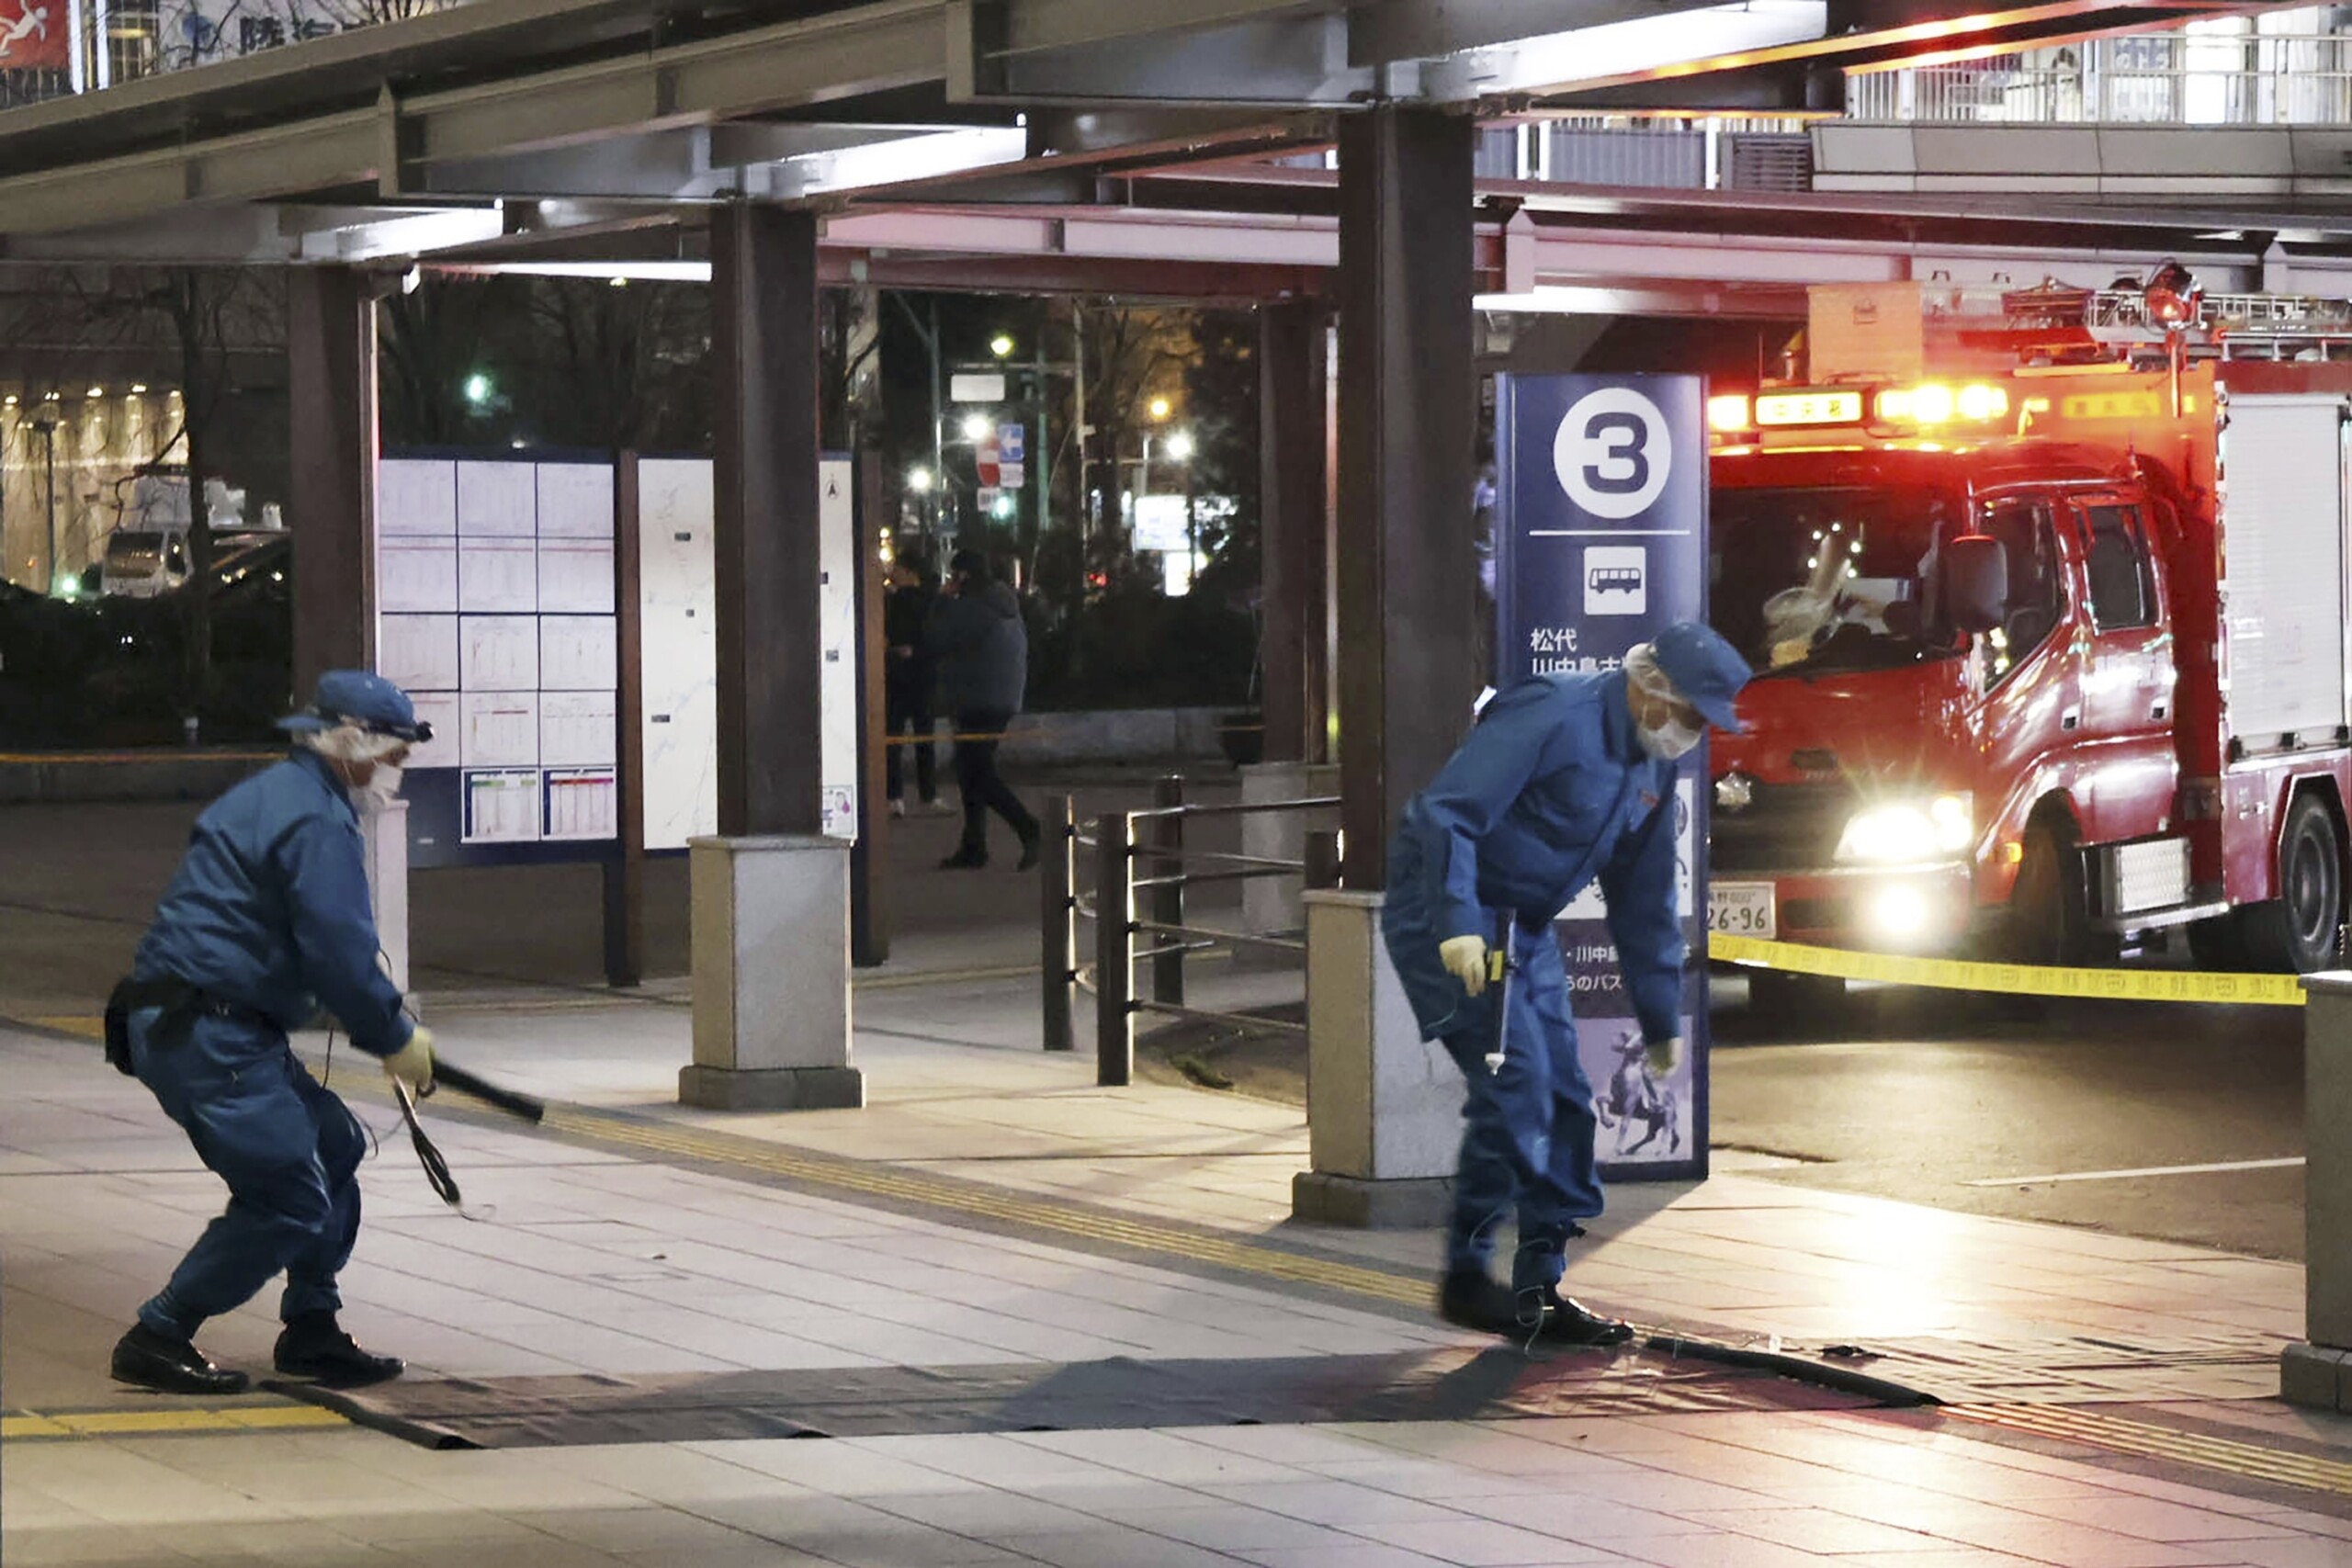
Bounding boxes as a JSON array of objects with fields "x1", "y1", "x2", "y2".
[{"x1": 998, "y1": 423, "x2": 1026, "y2": 462}]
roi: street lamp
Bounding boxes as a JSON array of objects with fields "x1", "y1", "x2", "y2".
[
  {"x1": 1148, "y1": 395, "x2": 1172, "y2": 423},
  {"x1": 1165, "y1": 429, "x2": 1199, "y2": 586},
  {"x1": 464, "y1": 372, "x2": 493, "y2": 409},
  {"x1": 959, "y1": 411, "x2": 992, "y2": 444},
  {"x1": 908, "y1": 466, "x2": 933, "y2": 493},
  {"x1": 27, "y1": 401, "x2": 59, "y2": 595},
  {"x1": 989, "y1": 333, "x2": 1015, "y2": 360}
]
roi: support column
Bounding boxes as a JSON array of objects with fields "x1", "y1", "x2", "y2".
[
  {"x1": 1332, "y1": 106, "x2": 1479, "y2": 890},
  {"x1": 287, "y1": 266, "x2": 377, "y2": 696},
  {"x1": 1258, "y1": 298, "x2": 1329, "y2": 767},
  {"x1": 2286, "y1": 971, "x2": 2352, "y2": 1407},
  {"x1": 684, "y1": 202, "x2": 862, "y2": 1111},
  {"x1": 1296, "y1": 104, "x2": 1478, "y2": 1225},
  {"x1": 1239, "y1": 299, "x2": 1337, "y2": 956}
]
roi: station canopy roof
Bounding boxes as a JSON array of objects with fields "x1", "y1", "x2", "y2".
[{"x1": 0, "y1": 0, "x2": 2330, "y2": 303}]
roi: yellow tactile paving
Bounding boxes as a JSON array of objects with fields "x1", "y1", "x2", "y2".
[{"x1": 1949, "y1": 1403, "x2": 2352, "y2": 1496}]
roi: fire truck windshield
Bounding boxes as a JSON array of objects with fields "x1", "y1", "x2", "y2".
[{"x1": 1712, "y1": 485, "x2": 1969, "y2": 678}]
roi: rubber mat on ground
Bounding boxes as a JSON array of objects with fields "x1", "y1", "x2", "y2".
[{"x1": 279, "y1": 1343, "x2": 1883, "y2": 1450}]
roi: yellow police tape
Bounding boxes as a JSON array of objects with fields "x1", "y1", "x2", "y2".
[{"x1": 1709, "y1": 933, "x2": 2307, "y2": 1007}]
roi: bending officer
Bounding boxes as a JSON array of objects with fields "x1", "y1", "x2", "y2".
[
  {"x1": 106, "y1": 671, "x2": 436, "y2": 1394},
  {"x1": 1382, "y1": 623, "x2": 1751, "y2": 1342}
]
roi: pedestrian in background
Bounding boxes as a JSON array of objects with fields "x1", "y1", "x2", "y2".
[
  {"x1": 926, "y1": 547, "x2": 1041, "y2": 870},
  {"x1": 883, "y1": 546, "x2": 944, "y2": 818},
  {"x1": 105, "y1": 671, "x2": 435, "y2": 1394}
]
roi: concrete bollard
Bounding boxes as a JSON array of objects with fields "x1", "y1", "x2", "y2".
[
  {"x1": 1290, "y1": 888, "x2": 1464, "y2": 1228},
  {"x1": 1238, "y1": 761, "x2": 1340, "y2": 967},
  {"x1": 2282, "y1": 970, "x2": 2352, "y2": 1409},
  {"x1": 360, "y1": 797, "x2": 412, "y2": 1007},
  {"x1": 680, "y1": 834, "x2": 864, "y2": 1111}
]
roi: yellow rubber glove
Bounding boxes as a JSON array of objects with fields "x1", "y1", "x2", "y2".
[
  {"x1": 1439, "y1": 935, "x2": 1489, "y2": 998},
  {"x1": 1645, "y1": 1035, "x2": 1684, "y2": 1078},
  {"x1": 382, "y1": 1024, "x2": 435, "y2": 1093}
]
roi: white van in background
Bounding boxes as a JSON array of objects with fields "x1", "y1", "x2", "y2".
[{"x1": 96, "y1": 473, "x2": 280, "y2": 598}]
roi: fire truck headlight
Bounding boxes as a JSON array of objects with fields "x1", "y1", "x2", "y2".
[
  {"x1": 1866, "y1": 884, "x2": 1932, "y2": 943},
  {"x1": 1836, "y1": 793, "x2": 1974, "y2": 864}
]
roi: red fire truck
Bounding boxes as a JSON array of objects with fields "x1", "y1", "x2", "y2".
[{"x1": 1705, "y1": 271, "x2": 2352, "y2": 986}]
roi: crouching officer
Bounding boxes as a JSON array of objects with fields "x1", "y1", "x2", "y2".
[
  {"x1": 106, "y1": 671, "x2": 436, "y2": 1394},
  {"x1": 1382, "y1": 623, "x2": 1751, "y2": 1344}
]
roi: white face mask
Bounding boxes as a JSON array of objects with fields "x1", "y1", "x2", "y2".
[
  {"x1": 1635, "y1": 712, "x2": 1703, "y2": 761},
  {"x1": 358, "y1": 761, "x2": 405, "y2": 809},
  {"x1": 1624, "y1": 642, "x2": 1705, "y2": 761}
]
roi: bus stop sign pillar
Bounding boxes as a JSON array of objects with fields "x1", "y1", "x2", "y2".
[
  {"x1": 683, "y1": 202, "x2": 862, "y2": 1112},
  {"x1": 1492, "y1": 373, "x2": 1711, "y2": 1186},
  {"x1": 2284, "y1": 971, "x2": 2352, "y2": 1407}
]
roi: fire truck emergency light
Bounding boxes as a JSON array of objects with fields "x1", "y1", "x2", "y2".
[
  {"x1": 1875, "y1": 383, "x2": 2008, "y2": 424},
  {"x1": 1755, "y1": 390, "x2": 1863, "y2": 427}
]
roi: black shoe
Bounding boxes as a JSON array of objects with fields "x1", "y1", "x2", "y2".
[
  {"x1": 273, "y1": 1313, "x2": 404, "y2": 1389},
  {"x1": 1436, "y1": 1270, "x2": 1524, "y2": 1335},
  {"x1": 111, "y1": 1324, "x2": 250, "y2": 1395},
  {"x1": 940, "y1": 847, "x2": 988, "y2": 870},
  {"x1": 1016, "y1": 828, "x2": 1043, "y2": 872},
  {"x1": 1528, "y1": 1287, "x2": 1634, "y2": 1348}
]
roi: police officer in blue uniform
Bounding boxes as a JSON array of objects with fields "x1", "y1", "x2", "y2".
[
  {"x1": 1383, "y1": 622, "x2": 1751, "y2": 1343},
  {"x1": 106, "y1": 671, "x2": 437, "y2": 1394}
]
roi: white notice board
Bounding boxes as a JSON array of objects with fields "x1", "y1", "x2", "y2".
[{"x1": 377, "y1": 456, "x2": 620, "y2": 859}]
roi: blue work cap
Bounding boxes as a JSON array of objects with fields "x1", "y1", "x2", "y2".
[
  {"x1": 279, "y1": 670, "x2": 433, "y2": 743},
  {"x1": 1650, "y1": 621, "x2": 1752, "y2": 734}
]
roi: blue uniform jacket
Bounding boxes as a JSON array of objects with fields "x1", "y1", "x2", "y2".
[
  {"x1": 1391, "y1": 671, "x2": 1684, "y2": 1046},
  {"x1": 132, "y1": 749, "x2": 413, "y2": 1057}
]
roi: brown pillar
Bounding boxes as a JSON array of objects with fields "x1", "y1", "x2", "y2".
[
  {"x1": 287, "y1": 266, "x2": 377, "y2": 694},
  {"x1": 1334, "y1": 106, "x2": 1479, "y2": 888},
  {"x1": 711, "y1": 204, "x2": 825, "y2": 838},
  {"x1": 1259, "y1": 299, "x2": 1329, "y2": 765}
]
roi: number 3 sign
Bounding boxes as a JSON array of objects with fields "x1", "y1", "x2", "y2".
[{"x1": 1554, "y1": 387, "x2": 1672, "y2": 520}]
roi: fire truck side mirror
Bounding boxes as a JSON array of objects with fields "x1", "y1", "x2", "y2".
[{"x1": 1943, "y1": 534, "x2": 2009, "y2": 636}]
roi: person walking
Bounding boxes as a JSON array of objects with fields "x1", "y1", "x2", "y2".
[
  {"x1": 1381, "y1": 623, "x2": 1751, "y2": 1343},
  {"x1": 925, "y1": 548, "x2": 1041, "y2": 870},
  {"x1": 883, "y1": 547, "x2": 943, "y2": 818},
  {"x1": 104, "y1": 671, "x2": 435, "y2": 1394}
]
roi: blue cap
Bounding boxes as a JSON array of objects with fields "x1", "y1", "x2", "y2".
[
  {"x1": 1650, "y1": 621, "x2": 1752, "y2": 734},
  {"x1": 279, "y1": 670, "x2": 432, "y2": 743}
]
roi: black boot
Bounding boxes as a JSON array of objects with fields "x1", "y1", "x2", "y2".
[
  {"x1": 111, "y1": 1323, "x2": 250, "y2": 1395},
  {"x1": 1528, "y1": 1286, "x2": 1634, "y2": 1348},
  {"x1": 1015, "y1": 825, "x2": 1043, "y2": 872},
  {"x1": 1436, "y1": 1269, "x2": 1525, "y2": 1336},
  {"x1": 273, "y1": 1312, "x2": 404, "y2": 1389},
  {"x1": 940, "y1": 845, "x2": 988, "y2": 871}
]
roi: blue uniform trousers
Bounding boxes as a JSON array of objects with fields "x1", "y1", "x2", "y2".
[
  {"x1": 1383, "y1": 887, "x2": 1603, "y2": 1294},
  {"x1": 128, "y1": 1009, "x2": 366, "y2": 1339}
]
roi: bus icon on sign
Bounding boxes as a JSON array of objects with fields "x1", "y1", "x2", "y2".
[{"x1": 1585, "y1": 547, "x2": 1647, "y2": 615}]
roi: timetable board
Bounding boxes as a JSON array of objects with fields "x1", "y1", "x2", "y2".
[
  {"x1": 377, "y1": 457, "x2": 620, "y2": 867},
  {"x1": 377, "y1": 453, "x2": 860, "y2": 867}
]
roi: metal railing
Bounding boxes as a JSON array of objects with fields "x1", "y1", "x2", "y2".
[
  {"x1": 1846, "y1": 23, "x2": 2352, "y2": 127},
  {"x1": 1041, "y1": 775, "x2": 1339, "y2": 1087}
]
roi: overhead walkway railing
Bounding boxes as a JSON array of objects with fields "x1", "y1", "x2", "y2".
[
  {"x1": 1040, "y1": 776, "x2": 1337, "y2": 1088},
  {"x1": 1847, "y1": 22, "x2": 2352, "y2": 126}
]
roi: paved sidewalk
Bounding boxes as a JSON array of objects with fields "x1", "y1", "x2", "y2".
[{"x1": 6, "y1": 968, "x2": 2350, "y2": 1568}]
